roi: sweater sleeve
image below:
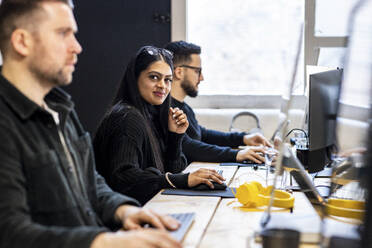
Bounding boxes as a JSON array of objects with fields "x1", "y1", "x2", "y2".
[
  {"x1": 164, "y1": 132, "x2": 188, "y2": 173},
  {"x1": 94, "y1": 109, "x2": 188, "y2": 205},
  {"x1": 94, "y1": 172, "x2": 140, "y2": 228},
  {"x1": 181, "y1": 101, "x2": 246, "y2": 148},
  {"x1": 200, "y1": 125, "x2": 246, "y2": 148},
  {"x1": 182, "y1": 134, "x2": 238, "y2": 163}
]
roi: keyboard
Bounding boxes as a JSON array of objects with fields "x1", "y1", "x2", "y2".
[
  {"x1": 315, "y1": 185, "x2": 331, "y2": 198},
  {"x1": 220, "y1": 162, "x2": 265, "y2": 169},
  {"x1": 169, "y1": 212, "x2": 195, "y2": 241}
]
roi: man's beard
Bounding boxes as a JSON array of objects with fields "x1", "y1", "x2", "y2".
[
  {"x1": 181, "y1": 78, "x2": 198, "y2": 98},
  {"x1": 29, "y1": 62, "x2": 71, "y2": 87},
  {"x1": 29, "y1": 35, "x2": 73, "y2": 87}
]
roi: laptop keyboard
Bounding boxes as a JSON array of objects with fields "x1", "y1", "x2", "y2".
[{"x1": 169, "y1": 212, "x2": 195, "y2": 241}]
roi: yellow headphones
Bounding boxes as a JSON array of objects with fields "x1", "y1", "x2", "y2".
[
  {"x1": 232, "y1": 182, "x2": 364, "y2": 219},
  {"x1": 326, "y1": 198, "x2": 365, "y2": 220},
  {"x1": 232, "y1": 181, "x2": 294, "y2": 209}
]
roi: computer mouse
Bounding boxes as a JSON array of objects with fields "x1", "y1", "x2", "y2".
[{"x1": 191, "y1": 181, "x2": 227, "y2": 191}]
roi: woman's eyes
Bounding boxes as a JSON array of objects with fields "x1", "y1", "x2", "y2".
[
  {"x1": 149, "y1": 75, "x2": 159, "y2": 80},
  {"x1": 149, "y1": 75, "x2": 172, "y2": 84}
]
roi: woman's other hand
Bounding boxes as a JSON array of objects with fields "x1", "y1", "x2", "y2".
[
  {"x1": 168, "y1": 107, "x2": 189, "y2": 134},
  {"x1": 187, "y1": 168, "x2": 225, "y2": 189}
]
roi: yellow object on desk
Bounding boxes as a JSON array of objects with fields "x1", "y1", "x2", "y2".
[
  {"x1": 232, "y1": 181, "x2": 294, "y2": 209},
  {"x1": 326, "y1": 198, "x2": 365, "y2": 220}
]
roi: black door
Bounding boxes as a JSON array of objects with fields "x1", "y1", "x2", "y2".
[{"x1": 67, "y1": 0, "x2": 171, "y2": 134}]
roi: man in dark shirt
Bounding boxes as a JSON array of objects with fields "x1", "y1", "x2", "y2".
[
  {"x1": 165, "y1": 41, "x2": 271, "y2": 164},
  {"x1": 0, "y1": 1, "x2": 181, "y2": 248}
]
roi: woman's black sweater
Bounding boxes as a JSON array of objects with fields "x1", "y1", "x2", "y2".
[{"x1": 93, "y1": 102, "x2": 188, "y2": 205}]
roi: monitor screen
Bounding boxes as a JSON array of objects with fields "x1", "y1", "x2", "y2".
[
  {"x1": 307, "y1": 69, "x2": 343, "y2": 172},
  {"x1": 362, "y1": 104, "x2": 372, "y2": 247}
]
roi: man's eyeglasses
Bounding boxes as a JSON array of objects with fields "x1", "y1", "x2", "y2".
[{"x1": 178, "y1": 65, "x2": 202, "y2": 77}]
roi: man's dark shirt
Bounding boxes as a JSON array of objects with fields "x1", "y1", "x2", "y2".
[
  {"x1": 0, "y1": 73, "x2": 139, "y2": 248},
  {"x1": 171, "y1": 97, "x2": 245, "y2": 163}
]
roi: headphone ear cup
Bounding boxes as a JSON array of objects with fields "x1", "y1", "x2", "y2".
[
  {"x1": 236, "y1": 182, "x2": 259, "y2": 207},
  {"x1": 250, "y1": 181, "x2": 263, "y2": 191},
  {"x1": 250, "y1": 181, "x2": 267, "y2": 207},
  {"x1": 264, "y1": 185, "x2": 273, "y2": 195},
  {"x1": 235, "y1": 181, "x2": 294, "y2": 209}
]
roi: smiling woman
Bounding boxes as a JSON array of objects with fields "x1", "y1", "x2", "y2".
[
  {"x1": 137, "y1": 60, "x2": 173, "y2": 105},
  {"x1": 93, "y1": 45, "x2": 225, "y2": 205}
]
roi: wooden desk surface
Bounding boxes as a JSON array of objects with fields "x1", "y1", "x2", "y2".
[{"x1": 144, "y1": 162, "x2": 355, "y2": 248}]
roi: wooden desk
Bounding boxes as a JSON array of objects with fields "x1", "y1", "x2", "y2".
[{"x1": 144, "y1": 162, "x2": 355, "y2": 248}]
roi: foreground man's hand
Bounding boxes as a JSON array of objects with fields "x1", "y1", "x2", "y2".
[
  {"x1": 91, "y1": 229, "x2": 182, "y2": 248},
  {"x1": 115, "y1": 205, "x2": 180, "y2": 231}
]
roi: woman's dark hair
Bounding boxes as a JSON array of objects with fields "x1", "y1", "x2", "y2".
[{"x1": 112, "y1": 46, "x2": 174, "y2": 172}]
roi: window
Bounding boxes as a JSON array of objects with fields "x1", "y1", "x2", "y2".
[
  {"x1": 187, "y1": 0, "x2": 304, "y2": 95},
  {"x1": 183, "y1": 0, "x2": 369, "y2": 107},
  {"x1": 340, "y1": 0, "x2": 372, "y2": 108},
  {"x1": 315, "y1": 0, "x2": 358, "y2": 37}
]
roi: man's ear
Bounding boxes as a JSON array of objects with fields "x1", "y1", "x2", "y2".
[
  {"x1": 10, "y1": 29, "x2": 33, "y2": 57},
  {"x1": 174, "y1": 66, "x2": 183, "y2": 80}
]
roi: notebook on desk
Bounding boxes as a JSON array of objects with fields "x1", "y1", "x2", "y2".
[{"x1": 162, "y1": 187, "x2": 235, "y2": 198}]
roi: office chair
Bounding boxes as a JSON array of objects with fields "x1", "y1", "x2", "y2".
[{"x1": 229, "y1": 111, "x2": 262, "y2": 134}]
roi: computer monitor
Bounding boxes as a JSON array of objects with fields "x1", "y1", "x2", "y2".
[
  {"x1": 362, "y1": 104, "x2": 372, "y2": 247},
  {"x1": 307, "y1": 69, "x2": 343, "y2": 173}
]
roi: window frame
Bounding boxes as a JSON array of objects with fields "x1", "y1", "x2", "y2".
[
  {"x1": 171, "y1": 0, "x2": 367, "y2": 116},
  {"x1": 304, "y1": 0, "x2": 348, "y2": 92}
]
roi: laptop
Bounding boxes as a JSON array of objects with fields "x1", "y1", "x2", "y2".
[
  {"x1": 169, "y1": 212, "x2": 195, "y2": 241},
  {"x1": 284, "y1": 147, "x2": 327, "y2": 206}
]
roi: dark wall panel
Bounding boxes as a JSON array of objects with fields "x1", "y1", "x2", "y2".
[{"x1": 66, "y1": 0, "x2": 171, "y2": 134}]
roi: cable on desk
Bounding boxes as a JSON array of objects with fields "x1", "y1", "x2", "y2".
[{"x1": 285, "y1": 128, "x2": 308, "y2": 143}]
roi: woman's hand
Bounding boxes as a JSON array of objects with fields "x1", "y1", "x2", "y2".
[
  {"x1": 168, "y1": 107, "x2": 189, "y2": 134},
  {"x1": 188, "y1": 168, "x2": 225, "y2": 189}
]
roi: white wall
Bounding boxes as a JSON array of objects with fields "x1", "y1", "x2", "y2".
[{"x1": 188, "y1": 95, "x2": 369, "y2": 152}]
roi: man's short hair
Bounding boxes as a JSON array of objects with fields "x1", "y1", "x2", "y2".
[
  {"x1": 164, "y1": 41, "x2": 201, "y2": 66},
  {"x1": 0, "y1": 0, "x2": 74, "y2": 55}
]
